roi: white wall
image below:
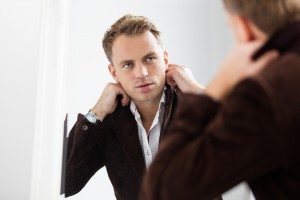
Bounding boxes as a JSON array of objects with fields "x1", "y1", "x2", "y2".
[
  {"x1": 0, "y1": 0, "x2": 70, "y2": 200},
  {"x1": 0, "y1": 0, "x2": 41, "y2": 199},
  {"x1": 65, "y1": 1, "x2": 251, "y2": 200}
]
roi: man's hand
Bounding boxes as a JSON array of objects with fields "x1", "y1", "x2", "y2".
[
  {"x1": 206, "y1": 41, "x2": 279, "y2": 100},
  {"x1": 166, "y1": 64, "x2": 205, "y2": 95},
  {"x1": 90, "y1": 83, "x2": 130, "y2": 121}
]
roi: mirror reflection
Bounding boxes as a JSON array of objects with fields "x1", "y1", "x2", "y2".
[{"x1": 62, "y1": 1, "x2": 248, "y2": 200}]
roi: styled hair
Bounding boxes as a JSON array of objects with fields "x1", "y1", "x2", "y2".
[
  {"x1": 102, "y1": 14, "x2": 162, "y2": 63},
  {"x1": 223, "y1": 0, "x2": 300, "y2": 35}
]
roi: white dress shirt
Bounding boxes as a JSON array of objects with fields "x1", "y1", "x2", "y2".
[{"x1": 130, "y1": 92, "x2": 165, "y2": 169}]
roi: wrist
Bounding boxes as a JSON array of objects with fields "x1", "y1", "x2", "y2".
[
  {"x1": 90, "y1": 108, "x2": 106, "y2": 122},
  {"x1": 205, "y1": 80, "x2": 226, "y2": 100},
  {"x1": 193, "y1": 83, "x2": 205, "y2": 94},
  {"x1": 187, "y1": 82, "x2": 205, "y2": 95}
]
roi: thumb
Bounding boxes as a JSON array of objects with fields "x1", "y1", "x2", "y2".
[
  {"x1": 249, "y1": 50, "x2": 279, "y2": 75},
  {"x1": 118, "y1": 89, "x2": 130, "y2": 106},
  {"x1": 166, "y1": 77, "x2": 176, "y2": 89}
]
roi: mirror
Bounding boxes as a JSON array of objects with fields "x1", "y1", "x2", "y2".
[{"x1": 62, "y1": 1, "x2": 251, "y2": 200}]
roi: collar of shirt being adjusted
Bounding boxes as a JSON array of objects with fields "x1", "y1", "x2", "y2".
[{"x1": 130, "y1": 89, "x2": 166, "y2": 169}]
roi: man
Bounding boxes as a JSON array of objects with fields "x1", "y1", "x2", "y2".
[
  {"x1": 141, "y1": 0, "x2": 300, "y2": 199},
  {"x1": 64, "y1": 14, "x2": 205, "y2": 200}
]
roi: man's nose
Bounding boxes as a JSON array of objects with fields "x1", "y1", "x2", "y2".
[{"x1": 134, "y1": 64, "x2": 149, "y2": 78}]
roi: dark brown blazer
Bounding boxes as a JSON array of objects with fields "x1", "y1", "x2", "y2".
[
  {"x1": 64, "y1": 87, "x2": 178, "y2": 200},
  {"x1": 141, "y1": 23, "x2": 300, "y2": 200}
]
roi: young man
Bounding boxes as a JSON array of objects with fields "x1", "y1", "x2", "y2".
[
  {"x1": 64, "y1": 14, "x2": 204, "y2": 200},
  {"x1": 142, "y1": 0, "x2": 300, "y2": 199}
]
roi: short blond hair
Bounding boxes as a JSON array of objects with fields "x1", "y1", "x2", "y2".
[
  {"x1": 223, "y1": 0, "x2": 300, "y2": 35},
  {"x1": 102, "y1": 14, "x2": 162, "y2": 63}
]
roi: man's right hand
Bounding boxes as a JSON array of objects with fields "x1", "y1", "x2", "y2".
[
  {"x1": 206, "y1": 41, "x2": 279, "y2": 100},
  {"x1": 90, "y1": 83, "x2": 130, "y2": 121}
]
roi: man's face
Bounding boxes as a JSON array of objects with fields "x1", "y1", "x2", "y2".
[{"x1": 109, "y1": 31, "x2": 168, "y2": 104}]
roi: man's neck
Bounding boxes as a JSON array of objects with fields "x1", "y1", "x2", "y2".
[{"x1": 134, "y1": 92, "x2": 163, "y2": 132}]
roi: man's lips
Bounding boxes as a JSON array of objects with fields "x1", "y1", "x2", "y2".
[{"x1": 136, "y1": 83, "x2": 154, "y2": 88}]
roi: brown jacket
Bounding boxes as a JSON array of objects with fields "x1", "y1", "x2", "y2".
[
  {"x1": 141, "y1": 23, "x2": 300, "y2": 200},
  {"x1": 64, "y1": 87, "x2": 178, "y2": 200}
]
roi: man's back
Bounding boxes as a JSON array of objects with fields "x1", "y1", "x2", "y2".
[
  {"x1": 141, "y1": 22, "x2": 300, "y2": 200},
  {"x1": 247, "y1": 23, "x2": 300, "y2": 198}
]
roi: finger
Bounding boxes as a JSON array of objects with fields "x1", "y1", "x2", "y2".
[
  {"x1": 247, "y1": 40, "x2": 265, "y2": 52},
  {"x1": 116, "y1": 87, "x2": 130, "y2": 106},
  {"x1": 166, "y1": 65, "x2": 176, "y2": 72},
  {"x1": 167, "y1": 64, "x2": 182, "y2": 71},
  {"x1": 165, "y1": 68, "x2": 176, "y2": 78},
  {"x1": 167, "y1": 64, "x2": 184, "y2": 70},
  {"x1": 168, "y1": 63, "x2": 179, "y2": 67},
  {"x1": 121, "y1": 92, "x2": 130, "y2": 106},
  {"x1": 120, "y1": 90, "x2": 130, "y2": 106},
  {"x1": 166, "y1": 77, "x2": 176, "y2": 88},
  {"x1": 250, "y1": 50, "x2": 279, "y2": 74}
]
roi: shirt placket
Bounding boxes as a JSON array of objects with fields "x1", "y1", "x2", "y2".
[{"x1": 136, "y1": 117, "x2": 153, "y2": 169}]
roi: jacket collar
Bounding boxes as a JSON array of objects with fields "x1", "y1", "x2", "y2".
[
  {"x1": 253, "y1": 22, "x2": 300, "y2": 60},
  {"x1": 160, "y1": 86, "x2": 177, "y2": 142}
]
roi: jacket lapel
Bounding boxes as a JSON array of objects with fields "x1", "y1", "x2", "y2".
[
  {"x1": 111, "y1": 88, "x2": 177, "y2": 179},
  {"x1": 113, "y1": 104, "x2": 146, "y2": 180},
  {"x1": 160, "y1": 87, "x2": 177, "y2": 142}
]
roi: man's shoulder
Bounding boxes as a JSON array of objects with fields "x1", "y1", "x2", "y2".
[
  {"x1": 275, "y1": 53, "x2": 300, "y2": 69},
  {"x1": 261, "y1": 52, "x2": 300, "y2": 76},
  {"x1": 257, "y1": 52, "x2": 300, "y2": 91},
  {"x1": 245, "y1": 52, "x2": 300, "y2": 118}
]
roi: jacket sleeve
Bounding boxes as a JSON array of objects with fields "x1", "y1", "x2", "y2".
[
  {"x1": 141, "y1": 76, "x2": 293, "y2": 200},
  {"x1": 64, "y1": 113, "x2": 106, "y2": 197}
]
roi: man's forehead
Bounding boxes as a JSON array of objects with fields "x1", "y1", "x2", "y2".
[{"x1": 111, "y1": 32, "x2": 162, "y2": 64}]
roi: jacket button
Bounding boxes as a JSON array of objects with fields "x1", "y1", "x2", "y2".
[{"x1": 82, "y1": 125, "x2": 88, "y2": 131}]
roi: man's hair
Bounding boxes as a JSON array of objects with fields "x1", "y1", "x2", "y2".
[
  {"x1": 102, "y1": 14, "x2": 162, "y2": 63},
  {"x1": 223, "y1": 0, "x2": 300, "y2": 35}
]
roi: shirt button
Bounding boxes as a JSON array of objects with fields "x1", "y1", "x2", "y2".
[{"x1": 82, "y1": 125, "x2": 88, "y2": 131}]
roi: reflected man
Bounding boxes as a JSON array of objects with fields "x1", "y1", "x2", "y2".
[{"x1": 64, "y1": 14, "x2": 206, "y2": 200}]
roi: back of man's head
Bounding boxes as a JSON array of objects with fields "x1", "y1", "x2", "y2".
[
  {"x1": 102, "y1": 14, "x2": 162, "y2": 63},
  {"x1": 223, "y1": 0, "x2": 300, "y2": 36}
]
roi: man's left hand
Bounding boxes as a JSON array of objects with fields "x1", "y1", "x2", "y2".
[{"x1": 166, "y1": 64, "x2": 205, "y2": 95}]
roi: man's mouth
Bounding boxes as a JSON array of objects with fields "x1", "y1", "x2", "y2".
[
  {"x1": 135, "y1": 83, "x2": 154, "y2": 93},
  {"x1": 136, "y1": 83, "x2": 154, "y2": 88}
]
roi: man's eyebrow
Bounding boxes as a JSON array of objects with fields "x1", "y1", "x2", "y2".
[
  {"x1": 142, "y1": 52, "x2": 157, "y2": 60},
  {"x1": 118, "y1": 59, "x2": 134, "y2": 66},
  {"x1": 118, "y1": 52, "x2": 158, "y2": 66}
]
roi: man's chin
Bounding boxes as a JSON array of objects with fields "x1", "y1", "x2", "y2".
[
  {"x1": 132, "y1": 95, "x2": 155, "y2": 103},
  {"x1": 131, "y1": 91, "x2": 163, "y2": 104}
]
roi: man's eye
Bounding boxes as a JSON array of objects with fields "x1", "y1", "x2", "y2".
[
  {"x1": 123, "y1": 63, "x2": 133, "y2": 68},
  {"x1": 146, "y1": 57, "x2": 156, "y2": 62}
]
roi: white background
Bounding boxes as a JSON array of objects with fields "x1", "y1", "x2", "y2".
[{"x1": 0, "y1": 0, "x2": 41, "y2": 199}]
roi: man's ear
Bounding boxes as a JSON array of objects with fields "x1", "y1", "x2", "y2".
[
  {"x1": 228, "y1": 14, "x2": 254, "y2": 43},
  {"x1": 108, "y1": 64, "x2": 120, "y2": 82},
  {"x1": 163, "y1": 50, "x2": 169, "y2": 69}
]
